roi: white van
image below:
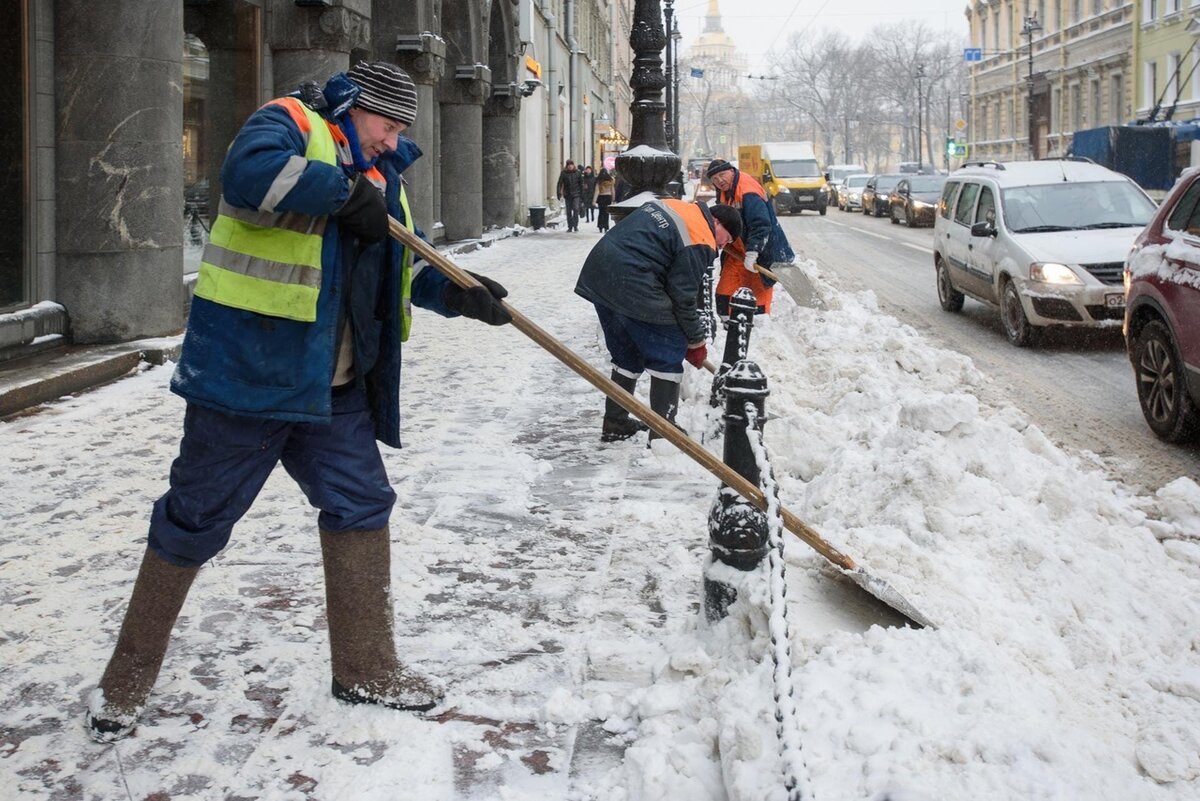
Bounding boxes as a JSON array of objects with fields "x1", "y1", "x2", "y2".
[{"x1": 932, "y1": 159, "x2": 1158, "y2": 346}]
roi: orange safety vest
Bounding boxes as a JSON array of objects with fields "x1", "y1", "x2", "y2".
[{"x1": 716, "y1": 173, "x2": 774, "y2": 313}]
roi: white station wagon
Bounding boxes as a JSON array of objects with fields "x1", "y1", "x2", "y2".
[{"x1": 932, "y1": 159, "x2": 1158, "y2": 346}]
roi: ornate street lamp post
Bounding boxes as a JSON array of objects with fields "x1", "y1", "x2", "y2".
[
  {"x1": 664, "y1": 0, "x2": 675, "y2": 152},
  {"x1": 1022, "y1": 14, "x2": 1042, "y2": 157},
  {"x1": 611, "y1": 0, "x2": 682, "y2": 215},
  {"x1": 671, "y1": 16, "x2": 682, "y2": 154}
]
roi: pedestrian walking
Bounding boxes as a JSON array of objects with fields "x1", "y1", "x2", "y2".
[
  {"x1": 556, "y1": 159, "x2": 584, "y2": 232},
  {"x1": 574, "y1": 199, "x2": 742, "y2": 442},
  {"x1": 594, "y1": 168, "x2": 615, "y2": 232},
  {"x1": 581, "y1": 165, "x2": 597, "y2": 223},
  {"x1": 706, "y1": 158, "x2": 795, "y2": 316},
  {"x1": 85, "y1": 61, "x2": 512, "y2": 742}
]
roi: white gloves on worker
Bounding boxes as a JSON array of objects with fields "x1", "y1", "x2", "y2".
[{"x1": 743, "y1": 250, "x2": 760, "y2": 271}]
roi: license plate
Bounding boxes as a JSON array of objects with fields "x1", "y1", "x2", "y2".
[
  {"x1": 1105, "y1": 293, "x2": 1124, "y2": 308},
  {"x1": 796, "y1": 195, "x2": 813, "y2": 201}
]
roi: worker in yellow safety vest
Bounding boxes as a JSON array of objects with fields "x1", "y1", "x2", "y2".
[{"x1": 87, "y1": 61, "x2": 511, "y2": 742}]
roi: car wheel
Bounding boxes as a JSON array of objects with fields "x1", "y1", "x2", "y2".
[
  {"x1": 890, "y1": 206, "x2": 899, "y2": 224},
  {"x1": 1134, "y1": 320, "x2": 1200, "y2": 442},
  {"x1": 935, "y1": 257, "x2": 964, "y2": 312},
  {"x1": 819, "y1": 205, "x2": 827, "y2": 216},
  {"x1": 906, "y1": 208, "x2": 915, "y2": 227},
  {"x1": 1000, "y1": 278, "x2": 1038, "y2": 347}
]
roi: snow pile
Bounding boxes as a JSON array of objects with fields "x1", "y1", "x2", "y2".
[{"x1": 577, "y1": 260, "x2": 1200, "y2": 800}]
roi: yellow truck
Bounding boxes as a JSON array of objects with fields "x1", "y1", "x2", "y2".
[{"x1": 737, "y1": 142, "x2": 829, "y2": 215}]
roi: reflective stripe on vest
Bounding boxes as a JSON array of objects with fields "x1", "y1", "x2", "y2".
[
  {"x1": 193, "y1": 99, "x2": 335, "y2": 322},
  {"x1": 398, "y1": 186, "x2": 414, "y2": 342}
]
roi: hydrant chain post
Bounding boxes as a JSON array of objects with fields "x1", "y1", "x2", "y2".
[
  {"x1": 709, "y1": 287, "x2": 758, "y2": 407},
  {"x1": 704, "y1": 360, "x2": 772, "y2": 621}
]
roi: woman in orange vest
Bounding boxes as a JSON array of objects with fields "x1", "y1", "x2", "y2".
[{"x1": 706, "y1": 158, "x2": 795, "y2": 315}]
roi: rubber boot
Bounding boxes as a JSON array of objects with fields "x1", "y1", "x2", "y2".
[
  {"x1": 321, "y1": 528, "x2": 443, "y2": 712},
  {"x1": 648, "y1": 376, "x2": 686, "y2": 443},
  {"x1": 86, "y1": 549, "x2": 200, "y2": 742},
  {"x1": 602, "y1": 370, "x2": 648, "y2": 442}
]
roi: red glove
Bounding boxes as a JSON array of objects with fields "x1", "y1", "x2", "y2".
[{"x1": 685, "y1": 343, "x2": 707, "y2": 368}]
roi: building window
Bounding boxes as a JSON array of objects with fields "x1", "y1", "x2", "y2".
[
  {"x1": 1093, "y1": 0, "x2": 1104, "y2": 15},
  {"x1": 0, "y1": 0, "x2": 26, "y2": 310},
  {"x1": 1146, "y1": 60, "x2": 1158, "y2": 114},
  {"x1": 1070, "y1": 82, "x2": 1083, "y2": 130},
  {"x1": 1111, "y1": 73, "x2": 1124, "y2": 123},
  {"x1": 994, "y1": 101, "x2": 1001, "y2": 140},
  {"x1": 1144, "y1": 0, "x2": 1158, "y2": 22},
  {"x1": 1054, "y1": 0, "x2": 1062, "y2": 31},
  {"x1": 993, "y1": 10, "x2": 1001, "y2": 51},
  {"x1": 1168, "y1": 52, "x2": 1181, "y2": 106},
  {"x1": 1168, "y1": 0, "x2": 1181, "y2": 13},
  {"x1": 980, "y1": 17, "x2": 987, "y2": 51},
  {"x1": 1051, "y1": 86, "x2": 1062, "y2": 132},
  {"x1": 1090, "y1": 78, "x2": 1101, "y2": 126},
  {"x1": 1073, "y1": 0, "x2": 1082, "y2": 23}
]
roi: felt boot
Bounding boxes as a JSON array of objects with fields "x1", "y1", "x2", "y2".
[
  {"x1": 86, "y1": 549, "x2": 200, "y2": 742},
  {"x1": 648, "y1": 376, "x2": 686, "y2": 443},
  {"x1": 602, "y1": 370, "x2": 648, "y2": 442},
  {"x1": 321, "y1": 528, "x2": 443, "y2": 712}
]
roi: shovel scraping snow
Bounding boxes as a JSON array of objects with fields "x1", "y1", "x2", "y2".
[{"x1": 388, "y1": 218, "x2": 934, "y2": 629}]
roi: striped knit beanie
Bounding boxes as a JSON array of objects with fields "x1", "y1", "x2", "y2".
[{"x1": 346, "y1": 61, "x2": 418, "y2": 126}]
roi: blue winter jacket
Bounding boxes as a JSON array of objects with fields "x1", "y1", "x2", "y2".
[{"x1": 171, "y1": 79, "x2": 453, "y2": 448}]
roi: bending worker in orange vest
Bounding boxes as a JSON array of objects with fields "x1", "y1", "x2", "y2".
[{"x1": 706, "y1": 158, "x2": 795, "y2": 316}]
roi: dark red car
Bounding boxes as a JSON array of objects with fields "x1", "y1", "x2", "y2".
[{"x1": 1124, "y1": 169, "x2": 1200, "y2": 442}]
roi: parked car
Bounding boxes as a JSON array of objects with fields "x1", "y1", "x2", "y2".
[
  {"x1": 862, "y1": 174, "x2": 904, "y2": 217},
  {"x1": 934, "y1": 159, "x2": 1157, "y2": 347},
  {"x1": 838, "y1": 173, "x2": 871, "y2": 211},
  {"x1": 1124, "y1": 167, "x2": 1200, "y2": 442},
  {"x1": 889, "y1": 174, "x2": 946, "y2": 226},
  {"x1": 825, "y1": 163, "x2": 867, "y2": 207}
]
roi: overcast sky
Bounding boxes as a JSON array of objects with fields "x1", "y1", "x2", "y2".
[{"x1": 672, "y1": 0, "x2": 971, "y2": 72}]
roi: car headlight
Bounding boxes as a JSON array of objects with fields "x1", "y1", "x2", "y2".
[
  {"x1": 912, "y1": 200, "x2": 933, "y2": 209},
  {"x1": 1030, "y1": 262, "x2": 1082, "y2": 285},
  {"x1": 777, "y1": 188, "x2": 790, "y2": 194}
]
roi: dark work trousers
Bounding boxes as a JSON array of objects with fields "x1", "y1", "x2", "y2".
[
  {"x1": 148, "y1": 384, "x2": 397, "y2": 567},
  {"x1": 594, "y1": 303, "x2": 686, "y2": 381}
]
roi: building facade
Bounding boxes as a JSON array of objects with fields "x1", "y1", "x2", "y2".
[
  {"x1": 966, "y1": 0, "x2": 1135, "y2": 162},
  {"x1": 3, "y1": 0, "x2": 623, "y2": 359}
]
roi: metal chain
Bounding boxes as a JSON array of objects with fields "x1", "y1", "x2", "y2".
[{"x1": 743, "y1": 401, "x2": 814, "y2": 801}]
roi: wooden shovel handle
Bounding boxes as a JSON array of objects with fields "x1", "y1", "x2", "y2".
[{"x1": 388, "y1": 218, "x2": 857, "y2": 570}]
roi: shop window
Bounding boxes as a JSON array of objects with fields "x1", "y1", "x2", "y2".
[{"x1": 0, "y1": 1, "x2": 26, "y2": 310}]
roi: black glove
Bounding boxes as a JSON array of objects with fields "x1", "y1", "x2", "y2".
[
  {"x1": 333, "y1": 176, "x2": 388, "y2": 243},
  {"x1": 443, "y1": 271, "x2": 512, "y2": 326}
]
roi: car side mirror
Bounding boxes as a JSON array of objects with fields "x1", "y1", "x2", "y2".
[
  {"x1": 970, "y1": 220, "x2": 997, "y2": 237},
  {"x1": 824, "y1": 172, "x2": 831, "y2": 181}
]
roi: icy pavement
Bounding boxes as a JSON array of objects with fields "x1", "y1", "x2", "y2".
[{"x1": 3, "y1": 225, "x2": 1200, "y2": 800}]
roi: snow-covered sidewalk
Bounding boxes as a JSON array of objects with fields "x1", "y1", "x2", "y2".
[{"x1": 2, "y1": 226, "x2": 1199, "y2": 800}]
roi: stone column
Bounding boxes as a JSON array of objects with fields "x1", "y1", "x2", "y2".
[
  {"x1": 395, "y1": 33, "x2": 447, "y2": 235},
  {"x1": 54, "y1": 0, "x2": 184, "y2": 343},
  {"x1": 440, "y1": 65, "x2": 492, "y2": 241},
  {"x1": 268, "y1": 4, "x2": 369, "y2": 96},
  {"x1": 483, "y1": 89, "x2": 520, "y2": 229}
]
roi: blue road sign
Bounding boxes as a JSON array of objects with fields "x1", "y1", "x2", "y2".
[{"x1": 963, "y1": 48, "x2": 983, "y2": 63}]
